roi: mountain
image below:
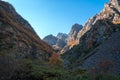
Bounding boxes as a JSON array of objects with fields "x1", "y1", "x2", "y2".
[
  {"x1": 60, "y1": 23, "x2": 83, "y2": 53},
  {"x1": 57, "y1": 32, "x2": 68, "y2": 42},
  {"x1": 62, "y1": 0, "x2": 120, "y2": 74},
  {"x1": 67, "y1": 24, "x2": 83, "y2": 46},
  {"x1": 43, "y1": 34, "x2": 58, "y2": 46},
  {"x1": 43, "y1": 24, "x2": 82, "y2": 54},
  {"x1": 1, "y1": 0, "x2": 120, "y2": 79},
  {"x1": 0, "y1": 1, "x2": 55, "y2": 79},
  {"x1": 80, "y1": 32, "x2": 120, "y2": 74},
  {"x1": 43, "y1": 33, "x2": 68, "y2": 52}
]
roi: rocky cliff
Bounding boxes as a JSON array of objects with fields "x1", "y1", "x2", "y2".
[
  {"x1": 57, "y1": 33, "x2": 68, "y2": 42},
  {"x1": 43, "y1": 34, "x2": 58, "y2": 46},
  {"x1": 0, "y1": 1, "x2": 55, "y2": 79},
  {"x1": 43, "y1": 24, "x2": 82, "y2": 54},
  {"x1": 77, "y1": 0, "x2": 120, "y2": 51},
  {"x1": 43, "y1": 33, "x2": 68, "y2": 52},
  {"x1": 67, "y1": 24, "x2": 83, "y2": 46},
  {"x1": 62, "y1": 0, "x2": 120, "y2": 74},
  {"x1": 60, "y1": 23, "x2": 83, "y2": 53},
  {"x1": 80, "y1": 32, "x2": 120, "y2": 74}
]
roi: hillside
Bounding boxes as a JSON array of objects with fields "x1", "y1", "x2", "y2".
[
  {"x1": 62, "y1": 0, "x2": 120, "y2": 74},
  {"x1": 0, "y1": 0, "x2": 120, "y2": 80},
  {"x1": 0, "y1": 1, "x2": 57, "y2": 79},
  {"x1": 80, "y1": 32, "x2": 120, "y2": 74},
  {"x1": 60, "y1": 24, "x2": 83, "y2": 53}
]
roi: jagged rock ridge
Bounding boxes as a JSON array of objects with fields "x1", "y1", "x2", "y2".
[
  {"x1": 62, "y1": 0, "x2": 120, "y2": 74},
  {"x1": 43, "y1": 34, "x2": 58, "y2": 46},
  {"x1": 43, "y1": 24, "x2": 83, "y2": 54},
  {"x1": 43, "y1": 33, "x2": 68, "y2": 52},
  {"x1": 57, "y1": 32, "x2": 68, "y2": 42},
  {"x1": 60, "y1": 24, "x2": 83, "y2": 54}
]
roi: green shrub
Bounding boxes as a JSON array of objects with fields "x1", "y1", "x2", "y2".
[{"x1": 83, "y1": 73, "x2": 120, "y2": 80}]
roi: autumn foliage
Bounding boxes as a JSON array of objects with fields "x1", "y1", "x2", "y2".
[{"x1": 49, "y1": 53, "x2": 63, "y2": 67}]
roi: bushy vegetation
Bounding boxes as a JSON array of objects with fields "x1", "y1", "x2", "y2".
[
  {"x1": 14, "y1": 59, "x2": 78, "y2": 80},
  {"x1": 13, "y1": 59, "x2": 119, "y2": 80}
]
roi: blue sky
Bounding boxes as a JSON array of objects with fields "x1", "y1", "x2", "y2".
[{"x1": 4, "y1": 0, "x2": 109, "y2": 39}]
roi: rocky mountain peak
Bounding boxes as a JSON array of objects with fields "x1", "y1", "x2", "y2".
[
  {"x1": 0, "y1": 1, "x2": 36, "y2": 33},
  {"x1": 110, "y1": 0, "x2": 120, "y2": 6},
  {"x1": 67, "y1": 23, "x2": 83, "y2": 44},
  {"x1": 43, "y1": 33, "x2": 68, "y2": 52},
  {"x1": 0, "y1": 1, "x2": 56, "y2": 79},
  {"x1": 43, "y1": 34, "x2": 58, "y2": 46},
  {"x1": 97, "y1": 0, "x2": 120, "y2": 21},
  {"x1": 57, "y1": 33, "x2": 68, "y2": 43},
  {"x1": 46, "y1": 34, "x2": 55, "y2": 38},
  {"x1": 69, "y1": 23, "x2": 82, "y2": 36},
  {"x1": 59, "y1": 24, "x2": 83, "y2": 54},
  {"x1": 57, "y1": 33, "x2": 68, "y2": 40},
  {"x1": 0, "y1": 0, "x2": 54, "y2": 61},
  {"x1": 62, "y1": 0, "x2": 120, "y2": 74}
]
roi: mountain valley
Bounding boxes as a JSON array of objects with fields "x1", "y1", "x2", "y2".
[{"x1": 0, "y1": 0, "x2": 120, "y2": 80}]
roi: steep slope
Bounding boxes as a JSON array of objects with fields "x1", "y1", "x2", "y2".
[
  {"x1": 0, "y1": 1, "x2": 54, "y2": 59},
  {"x1": 62, "y1": 0, "x2": 120, "y2": 74},
  {"x1": 43, "y1": 33, "x2": 68, "y2": 52},
  {"x1": 60, "y1": 23, "x2": 83, "y2": 53},
  {"x1": 77, "y1": 0, "x2": 120, "y2": 48},
  {"x1": 67, "y1": 24, "x2": 83, "y2": 46},
  {"x1": 79, "y1": 32, "x2": 120, "y2": 74},
  {"x1": 0, "y1": 1, "x2": 55, "y2": 79}
]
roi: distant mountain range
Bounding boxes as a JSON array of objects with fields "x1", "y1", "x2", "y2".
[
  {"x1": 43, "y1": 33, "x2": 68, "y2": 52},
  {"x1": 44, "y1": 0, "x2": 120, "y2": 74},
  {"x1": 0, "y1": 0, "x2": 120, "y2": 79},
  {"x1": 43, "y1": 24, "x2": 82, "y2": 53}
]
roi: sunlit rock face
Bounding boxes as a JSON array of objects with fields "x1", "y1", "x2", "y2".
[
  {"x1": 67, "y1": 24, "x2": 83, "y2": 45},
  {"x1": 60, "y1": 24, "x2": 83, "y2": 54},
  {"x1": 62, "y1": 0, "x2": 120, "y2": 74},
  {"x1": 76, "y1": 0, "x2": 120, "y2": 49}
]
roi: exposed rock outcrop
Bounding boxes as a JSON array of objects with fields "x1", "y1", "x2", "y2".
[
  {"x1": 43, "y1": 24, "x2": 83, "y2": 54},
  {"x1": 43, "y1": 34, "x2": 58, "y2": 46},
  {"x1": 67, "y1": 24, "x2": 82, "y2": 46},
  {"x1": 60, "y1": 24, "x2": 83, "y2": 54},
  {"x1": 80, "y1": 32, "x2": 120, "y2": 74},
  {"x1": 0, "y1": 1, "x2": 54, "y2": 79},
  {"x1": 0, "y1": 1, "x2": 54, "y2": 59},
  {"x1": 57, "y1": 32, "x2": 68, "y2": 42},
  {"x1": 43, "y1": 33, "x2": 68, "y2": 52},
  {"x1": 62, "y1": 0, "x2": 120, "y2": 74}
]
